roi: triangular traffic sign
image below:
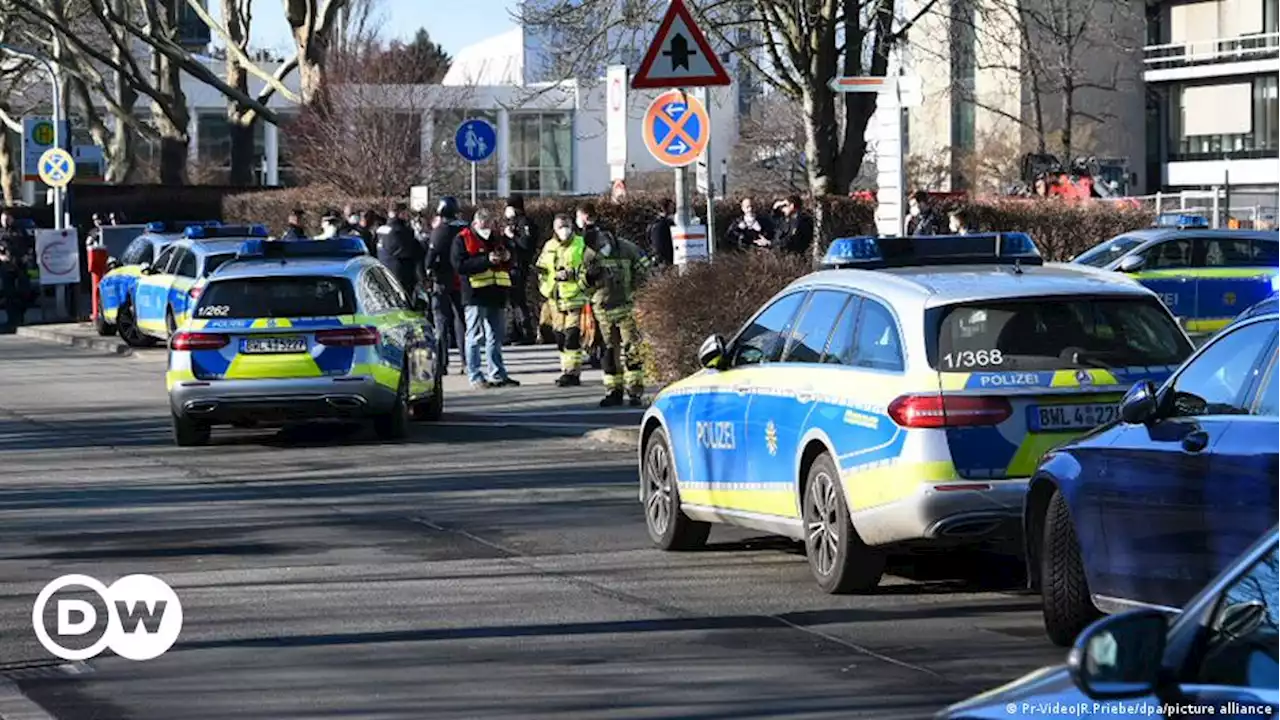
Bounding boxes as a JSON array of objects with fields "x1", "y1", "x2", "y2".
[{"x1": 631, "y1": 0, "x2": 731, "y2": 89}]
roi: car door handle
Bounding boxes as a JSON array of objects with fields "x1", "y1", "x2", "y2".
[{"x1": 1182, "y1": 430, "x2": 1210, "y2": 453}]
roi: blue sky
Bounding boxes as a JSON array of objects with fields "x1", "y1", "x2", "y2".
[{"x1": 227, "y1": 0, "x2": 517, "y2": 57}]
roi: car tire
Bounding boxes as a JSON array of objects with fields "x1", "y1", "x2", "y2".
[
  {"x1": 374, "y1": 371, "x2": 410, "y2": 441},
  {"x1": 94, "y1": 295, "x2": 116, "y2": 337},
  {"x1": 165, "y1": 306, "x2": 176, "y2": 336},
  {"x1": 642, "y1": 427, "x2": 710, "y2": 551},
  {"x1": 803, "y1": 452, "x2": 885, "y2": 594},
  {"x1": 412, "y1": 380, "x2": 444, "y2": 422},
  {"x1": 172, "y1": 412, "x2": 211, "y2": 447},
  {"x1": 117, "y1": 302, "x2": 156, "y2": 348},
  {"x1": 1042, "y1": 489, "x2": 1100, "y2": 647}
]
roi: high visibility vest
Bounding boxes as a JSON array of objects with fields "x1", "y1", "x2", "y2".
[
  {"x1": 537, "y1": 235, "x2": 587, "y2": 309},
  {"x1": 463, "y1": 229, "x2": 513, "y2": 289}
]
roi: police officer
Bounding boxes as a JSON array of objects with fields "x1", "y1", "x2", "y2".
[
  {"x1": 0, "y1": 209, "x2": 32, "y2": 332},
  {"x1": 376, "y1": 202, "x2": 423, "y2": 299},
  {"x1": 536, "y1": 214, "x2": 589, "y2": 386},
  {"x1": 502, "y1": 197, "x2": 538, "y2": 345},
  {"x1": 582, "y1": 216, "x2": 651, "y2": 407},
  {"x1": 425, "y1": 196, "x2": 468, "y2": 374}
]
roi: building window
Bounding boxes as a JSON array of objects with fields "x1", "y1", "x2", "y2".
[
  {"x1": 431, "y1": 109, "x2": 499, "y2": 199},
  {"x1": 509, "y1": 112, "x2": 573, "y2": 197},
  {"x1": 1169, "y1": 74, "x2": 1279, "y2": 161}
]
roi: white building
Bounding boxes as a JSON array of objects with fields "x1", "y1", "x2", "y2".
[{"x1": 1142, "y1": 0, "x2": 1279, "y2": 198}]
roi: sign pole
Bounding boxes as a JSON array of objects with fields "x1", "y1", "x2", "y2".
[
  {"x1": 674, "y1": 89, "x2": 692, "y2": 228},
  {"x1": 470, "y1": 161, "x2": 478, "y2": 207},
  {"x1": 702, "y1": 89, "x2": 715, "y2": 259}
]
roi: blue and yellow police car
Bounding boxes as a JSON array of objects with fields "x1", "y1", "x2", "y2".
[
  {"x1": 1071, "y1": 216, "x2": 1278, "y2": 336},
  {"x1": 166, "y1": 237, "x2": 441, "y2": 446},
  {"x1": 97, "y1": 221, "x2": 252, "y2": 342},
  {"x1": 639, "y1": 233, "x2": 1196, "y2": 594}
]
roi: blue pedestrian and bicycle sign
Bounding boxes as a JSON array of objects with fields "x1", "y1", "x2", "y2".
[
  {"x1": 455, "y1": 118, "x2": 496, "y2": 163},
  {"x1": 642, "y1": 90, "x2": 709, "y2": 168}
]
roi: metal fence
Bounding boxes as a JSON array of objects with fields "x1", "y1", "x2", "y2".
[{"x1": 1105, "y1": 189, "x2": 1279, "y2": 229}]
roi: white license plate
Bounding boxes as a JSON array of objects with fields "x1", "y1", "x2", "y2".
[
  {"x1": 1028, "y1": 403, "x2": 1118, "y2": 431},
  {"x1": 241, "y1": 336, "x2": 307, "y2": 354}
]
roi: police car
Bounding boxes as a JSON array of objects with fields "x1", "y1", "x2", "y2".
[
  {"x1": 1071, "y1": 215, "x2": 1278, "y2": 336},
  {"x1": 97, "y1": 221, "x2": 246, "y2": 342},
  {"x1": 638, "y1": 233, "x2": 1196, "y2": 593},
  {"x1": 166, "y1": 237, "x2": 441, "y2": 446}
]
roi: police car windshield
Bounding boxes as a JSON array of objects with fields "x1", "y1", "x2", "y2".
[
  {"x1": 203, "y1": 253, "x2": 236, "y2": 275},
  {"x1": 931, "y1": 297, "x2": 1192, "y2": 372},
  {"x1": 1073, "y1": 235, "x2": 1144, "y2": 267},
  {"x1": 194, "y1": 277, "x2": 356, "y2": 319}
]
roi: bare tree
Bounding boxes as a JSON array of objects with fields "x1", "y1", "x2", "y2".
[
  {"x1": 520, "y1": 0, "x2": 941, "y2": 199},
  {"x1": 728, "y1": 92, "x2": 807, "y2": 196},
  {"x1": 283, "y1": 0, "x2": 349, "y2": 107},
  {"x1": 222, "y1": 0, "x2": 254, "y2": 186}
]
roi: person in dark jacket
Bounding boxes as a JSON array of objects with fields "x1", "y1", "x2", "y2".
[
  {"x1": 376, "y1": 202, "x2": 423, "y2": 297},
  {"x1": 425, "y1": 196, "x2": 467, "y2": 373},
  {"x1": 502, "y1": 197, "x2": 538, "y2": 345},
  {"x1": 0, "y1": 210, "x2": 31, "y2": 332},
  {"x1": 452, "y1": 208, "x2": 520, "y2": 389},
  {"x1": 356, "y1": 211, "x2": 379, "y2": 255},
  {"x1": 775, "y1": 195, "x2": 814, "y2": 256},
  {"x1": 281, "y1": 208, "x2": 307, "y2": 240},
  {"x1": 647, "y1": 199, "x2": 675, "y2": 266},
  {"x1": 724, "y1": 197, "x2": 774, "y2": 251},
  {"x1": 906, "y1": 190, "x2": 943, "y2": 236}
]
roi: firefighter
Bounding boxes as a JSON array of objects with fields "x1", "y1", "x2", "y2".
[
  {"x1": 536, "y1": 214, "x2": 589, "y2": 387},
  {"x1": 582, "y1": 220, "x2": 651, "y2": 407}
]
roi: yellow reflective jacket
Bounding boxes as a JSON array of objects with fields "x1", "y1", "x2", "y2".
[{"x1": 536, "y1": 233, "x2": 588, "y2": 311}]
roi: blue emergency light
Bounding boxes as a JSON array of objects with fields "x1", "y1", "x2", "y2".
[
  {"x1": 145, "y1": 221, "x2": 166, "y2": 233},
  {"x1": 183, "y1": 224, "x2": 271, "y2": 239},
  {"x1": 144, "y1": 220, "x2": 222, "y2": 234},
  {"x1": 1154, "y1": 213, "x2": 1209, "y2": 229},
  {"x1": 821, "y1": 233, "x2": 1041, "y2": 269},
  {"x1": 236, "y1": 236, "x2": 368, "y2": 259}
]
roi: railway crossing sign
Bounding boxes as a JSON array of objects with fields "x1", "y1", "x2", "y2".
[
  {"x1": 642, "y1": 90, "x2": 710, "y2": 168},
  {"x1": 631, "y1": 0, "x2": 731, "y2": 89},
  {"x1": 38, "y1": 148, "x2": 76, "y2": 189},
  {"x1": 455, "y1": 118, "x2": 496, "y2": 163}
]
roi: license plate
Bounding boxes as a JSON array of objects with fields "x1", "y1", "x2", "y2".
[
  {"x1": 1028, "y1": 403, "x2": 1118, "y2": 432},
  {"x1": 241, "y1": 336, "x2": 307, "y2": 354}
]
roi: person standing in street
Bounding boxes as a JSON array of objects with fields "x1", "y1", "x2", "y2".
[
  {"x1": 425, "y1": 197, "x2": 467, "y2": 375},
  {"x1": 376, "y1": 203, "x2": 423, "y2": 299},
  {"x1": 281, "y1": 208, "x2": 307, "y2": 240},
  {"x1": 452, "y1": 208, "x2": 520, "y2": 389},
  {"x1": 502, "y1": 197, "x2": 538, "y2": 345},
  {"x1": 775, "y1": 195, "x2": 814, "y2": 256},
  {"x1": 725, "y1": 197, "x2": 774, "y2": 251},
  {"x1": 948, "y1": 208, "x2": 974, "y2": 235},
  {"x1": 646, "y1": 199, "x2": 675, "y2": 267},
  {"x1": 582, "y1": 220, "x2": 651, "y2": 407},
  {"x1": 536, "y1": 214, "x2": 589, "y2": 387},
  {"x1": 906, "y1": 191, "x2": 944, "y2": 236},
  {"x1": 316, "y1": 210, "x2": 342, "y2": 240},
  {"x1": 356, "y1": 211, "x2": 379, "y2": 255},
  {"x1": 0, "y1": 210, "x2": 31, "y2": 333}
]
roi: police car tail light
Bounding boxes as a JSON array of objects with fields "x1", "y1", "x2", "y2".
[
  {"x1": 171, "y1": 331, "x2": 228, "y2": 351},
  {"x1": 315, "y1": 327, "x2": 380, "y2": 347},
  {"x1": 888, "y1": 394, "x2": 1012, "y2": 428}
]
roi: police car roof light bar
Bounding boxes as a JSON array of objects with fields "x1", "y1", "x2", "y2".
[
  {"x1": 235, "y1": 236, "x2": 368, "y2": 260},
  {"x1": 821, "y1": 233, "x2": 1042, "y2": 269},
  {"x1": 1154, "y1": 213, "x2": 1210, "y2": 229},
  {"x1": 184, "y1": 224, "x2": 271, "y2": 240}
]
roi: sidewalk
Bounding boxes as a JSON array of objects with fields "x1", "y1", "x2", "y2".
[{"x1": 10, "y1": 323, "x2": 644, "y2": 446}]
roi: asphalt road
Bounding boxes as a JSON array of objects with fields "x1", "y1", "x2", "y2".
[{"x1": 0, "y1": 337, "x2": 1063, "y2": 720}]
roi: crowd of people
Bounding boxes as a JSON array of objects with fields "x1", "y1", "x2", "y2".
[{"x1": 314, "y1": 198, "x2": 652, "y2": 407}]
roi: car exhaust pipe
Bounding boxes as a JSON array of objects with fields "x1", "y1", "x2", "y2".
[
  {"x1": 325, "y1": 396, "x2": 364, "y2": 409},
  {"x1": 185, "y1": 401, "x2": 218, "y2": 415}
]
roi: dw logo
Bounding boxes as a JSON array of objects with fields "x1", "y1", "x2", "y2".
[{"x1": 32, "y1": 574, "x2": 183, "y2": 661}]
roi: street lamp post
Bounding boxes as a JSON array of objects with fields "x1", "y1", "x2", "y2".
[{"x1": 0, "y1": 43, "x2": 64, "y2": 230}]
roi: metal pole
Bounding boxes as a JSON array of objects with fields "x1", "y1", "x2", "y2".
[
  {"x1": 470, "y1": 161, "x2": 477, "y2": 207},
  {"x1": 1223, "y1": 169, "x2": 1231, "y2": 227},
  {"x1": 0, "y1": 44, "x2": 62, "y2": 229},
  {"x1": 1211, "y1": 185, "x2": 1221, "y2": 228},
  {"x1": 702, "y1": 89, "x2": 715, "y2": 259}
]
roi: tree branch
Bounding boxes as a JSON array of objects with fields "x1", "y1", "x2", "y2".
[{"x1": 184, "y1": 0, "x2": 300, "y2": 103}]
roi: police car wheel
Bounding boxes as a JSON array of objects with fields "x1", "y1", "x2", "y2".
[
  {"x1": 94, "y1": 296, "x2": 115, "y2": 337},
  {"x1": 412, "y1": 381, "x2": 444, "y2": 422},
  {"x1": 171, "y1": 412, "x2": 211, "y2": 447},
  {"x1": 803, "y1": 453, "x2": 884, "y2": 594},
  {"x1": 117, "y1": 303, "x2": 156, "y2": 348},
  {"x1": 165, "y1": 307, "x2": 176, "y2": 336},
  {"x1": 643, "y1": 427, "x2": 709, "y2": 551},
  {"x1": 1041, "y1": 490, "x2": 1099, "y2": 647},
  {"x1": 374, "y1": 371, "x2": 410, "y2": 441}
]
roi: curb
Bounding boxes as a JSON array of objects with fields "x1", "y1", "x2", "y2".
[
  {"x1": 15, "y1": 325, "x2": 132, "y2": 357},
  {"x1": 583, "y1": 427, "x2": 640, "y2": 448}
]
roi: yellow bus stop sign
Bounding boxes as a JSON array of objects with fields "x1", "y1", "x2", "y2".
[{"x1": 38, "y1": 148, "x2": 76, "y2": 188}]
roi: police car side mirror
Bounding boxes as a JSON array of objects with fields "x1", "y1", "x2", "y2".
[
  {"x1": 139, "y1": 262, "x2": 154, "y2": 276},
  {"x1": 698, "y1": 334, "x2": 726, "y2": 369},
  {"x1": 1120, "y1": 380, "x2": 1159, "y2": 424},
  {"x1": 1118, "y1": 255, "x2": 1145, "y2": 273}
]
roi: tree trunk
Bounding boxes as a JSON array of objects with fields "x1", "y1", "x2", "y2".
[
  {"x1": 802, "y1": 83, "x2": 839, "y2": 197},
  {"x1": 229, "y1": 120, "x2": 254, "y2": 186},
  {"x1": 107, "y1": 0, "x2": 136, "y2": 183},
  {"x1": 225, "y1": 0, "x2": 255, "y2": 186},
  {"x1": 1061, "y1": 81, "x2": 1074, "y2": 161},
  {"x1": 294, "y1": 28, "x2": 332, "y2": 108},
  {"x1": 151, "y1": 20, "x2": 190, "y2": 186},
  {"x1": 0, "y1": 133, "x2": 15, "y2": 205}
]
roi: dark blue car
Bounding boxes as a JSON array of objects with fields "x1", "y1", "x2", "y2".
[
  {"x1": 1023, "y1": 304, "x2": 1279, "y2": 646},
  {"x1": 938, "y1": 527, "x2": 1278, "y2": 719}
]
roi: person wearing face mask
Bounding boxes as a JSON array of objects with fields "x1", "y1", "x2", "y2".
[
  {"x1": 725, "y1": 197, "x2": 775, "y2": 251},
  {"x1": 502, "y1": 197, "x2": 538, "y2": 345},
  {"x1": 452, "y1": 208, "x2": 521, "y2": 389},
  {"x1": 536, "y1": 214, "x2": 589, "y2": 386},
  {"x1": 316, "y1": 210, "x2": 341, "y2": 240},
  {"x1": 581, "y1": 216, "x2": 651, "y2": 407}
]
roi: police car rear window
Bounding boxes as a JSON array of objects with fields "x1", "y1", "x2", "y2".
[
  {"x1": 203, "y1": 253, "x2": 236, "y2": 275},
  {"x1": 932, "y1": 297, "x2": 1192, "y2": 372},
  {"x1": 195, "y1": 277, "x2": 356, "y2": 319}
]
